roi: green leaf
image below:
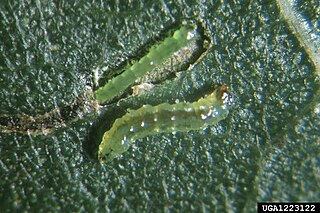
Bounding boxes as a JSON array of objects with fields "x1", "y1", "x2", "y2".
[{"x1": 1, "y1": 0, "x2": 319, "y2": 212}]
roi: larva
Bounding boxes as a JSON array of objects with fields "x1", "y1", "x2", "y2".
[
  {"x1": 95, "y1": 25, "x2": 201, "y2": 104},
  {"x1": 98, "y1": 85, "x2": 233, "y2": 163}
]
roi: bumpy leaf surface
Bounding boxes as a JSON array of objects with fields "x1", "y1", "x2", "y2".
[{"x1": 0, "y1": 0, "x2": 319, "y2": 212}]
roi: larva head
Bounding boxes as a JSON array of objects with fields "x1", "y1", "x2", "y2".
[
  {"x1": 194, "y1": 84, "x2": 233, "y2": 115},
  {"x1": 195, "y1": 85, "x2": 232, "y2": 107},
  {"x1": 173, "y1": 25, "x2": 197, "y2": 42},
  {"x1": 216, "y1": 85, "x2": 233, "y2": 107}
]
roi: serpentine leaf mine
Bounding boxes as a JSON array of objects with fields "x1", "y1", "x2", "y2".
[
  {"x1": 98, "y1": 85, "x2": 233, "y2": 163},
  {"x1": 1, "y1": 23, "x2": 209, "y2": 135},
  {"x1": 0, "y1": 90, "x2": 98, "y2": 135},
  {"x1": 94, "y1": 24, "x2": 208, "y2": 104}
]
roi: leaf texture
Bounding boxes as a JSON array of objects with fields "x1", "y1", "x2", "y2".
[{"x1": 0, "y1": 0, "x2": 319, "y2": 212}]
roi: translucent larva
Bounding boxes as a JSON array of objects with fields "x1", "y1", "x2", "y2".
[
  {"x1": 94, "y1": 25, "x2": 202, "y2": 104},
  {"x1": 98, "y1": 85, "x2": 233, "y2": 162}
]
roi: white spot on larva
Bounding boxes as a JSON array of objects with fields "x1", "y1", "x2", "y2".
[
  {"x1": 185, "y1": 107, "x2": 194, "y2": 112},
  {"x1": 222, "y1": 92, "x2": 229, "y2": 100},
  {"x1": 199, "y1": 105, "x2": 206, "y2": 110},
  {"x1": 121, "y1": 136, "x2": 127, "y2": 145},
  {"x1": 208, "y1": 109, "x2": 213, "y2": 117},
  {"x1": 201, "y1": 114, "x2": 207, "y2": 119},
  {"x1": 171, "y1": 116, "x2": 176, "y2": 121},
  {"x1": 187, "y1": 31, "x2": 196, "y2": 40},
  {"x1": 184, "y1": 107, "x2": 194, "y2": 112},
  {"x1": 222, "y1": 92, "x2": 233, "y2": 105}
]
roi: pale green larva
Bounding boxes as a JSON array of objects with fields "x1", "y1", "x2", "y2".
[
  {"x1": 98, "y1": 85, "x2": 233, "y2": 163},
  {"x1": 95, "y1": 25, "x2": 200, "y2": 104}
]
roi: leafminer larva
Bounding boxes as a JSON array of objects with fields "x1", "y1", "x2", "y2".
[
  {"x1": 98, "y1": 85, "x2": 233, "y2": 162},
  {"x1": 94, "y1": 24, "x2": 206, "y2": 104}
]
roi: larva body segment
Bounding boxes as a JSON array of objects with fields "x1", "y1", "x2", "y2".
[
  {"x1": 95, "y1": 25, "x2": 198, "y2": 104},
  {"x1": 98, "y1": 85, "x2": 232, "y2": 163}
]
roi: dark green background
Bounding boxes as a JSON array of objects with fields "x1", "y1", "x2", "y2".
[{"x1": 0, "y1": 0, "x2": 319, "y2": 212}]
